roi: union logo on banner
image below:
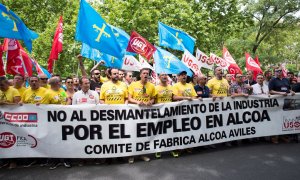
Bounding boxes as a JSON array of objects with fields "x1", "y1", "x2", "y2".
[{"x1": 126, "y1": 31, "x2": 156, "y2": 60}]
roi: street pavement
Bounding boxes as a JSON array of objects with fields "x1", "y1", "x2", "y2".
[{"x1": 1, "y1": 141, "x2": 300, "y2": 180}]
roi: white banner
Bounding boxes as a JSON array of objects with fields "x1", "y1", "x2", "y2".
[
  {"x1": 195, "y1": 49, "x2": 213, "y2": 70},
  {"x1": 1, "y1": 95, "x2": 300, "y2": 158},
  {"x1": 210, "y1": 53, "x2": 229, "y2": 70},
  {"x1": 139, "y1": 55, "x2": 154, "y2": 70},
  {"x1": 182, "y1": 50, "x2": 202, "y2": 76},
  {"x1": 122, "y1": 55, "x2": 141, "y2": 72}
]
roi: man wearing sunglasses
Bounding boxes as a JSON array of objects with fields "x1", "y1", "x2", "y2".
[
  {"x1": 39, "y1": 74, "x2": 50, "y2": 89},
  {"x1": 269, "y1": 68, "x2": 295, "y2": 96},
  {"x1": 269, "y1": 68, "x2": 295, "y2": 144}
]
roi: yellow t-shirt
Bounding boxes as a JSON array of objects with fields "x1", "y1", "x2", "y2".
[
  {"x1": 173, "y1": 82, "x2": 197, "y2": 97},
  {"x1": 43, "y1": 89, "x2": 67, "y2": 105},
  {"x1": 100, "y1": 81, "x2": 128, "y2": 104},
  {"x1": 100, "y1": 76, "x2": 108, "y2": 83},
  {"x1": 21, "y1": 87, "x2": 48, "y2": 104},
  {"x1": 0, "y1": 86, "x2": 20, "y2": 103},
  {"x1": 207, "y1": 77, "x2": 229, "y2": 97},
  {"x1": 42, "y1": 84, "x2": 51, "y2": 89},
  {"x1": 15, "y1": 86, "x2": 27, "y2": 97},
  {"x1": 128, "y1": 81, "x2": 156, "y2": 103},
  {"x1": 155, "y1": 84, "x2": 173, "y2": 103}
]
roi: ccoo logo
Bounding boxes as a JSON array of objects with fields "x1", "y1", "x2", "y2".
[{"x1": 0, "y1": 132, "x2": 16, "y2": 148}]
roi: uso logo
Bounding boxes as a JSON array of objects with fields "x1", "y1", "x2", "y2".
[
  {"x1": 4, "y1": 112, "x2": 38, "y2": 123},
  {"x1": 0, "y1": 132, "x2": 16, "y2": 148},
  {"x1": 130, "y1": 37, "x2": 147, "y2": 54}
]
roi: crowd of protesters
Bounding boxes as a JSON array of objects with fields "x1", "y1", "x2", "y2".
[{"x1": 1, "y1": 56, "x2": 300, "y2": 170}]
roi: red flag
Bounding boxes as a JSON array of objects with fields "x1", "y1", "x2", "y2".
[
  {"x1": 126, "y1": 31, "x2": 156, "y2": 60},
  {"x1": 254, "y1": 55, "x2": 261, "y2": 67},
  {"x1": 6, "y1": 39, "x2": 33, "y2": 77},
  {"x1": 223, "y1": 47, "x2": 242, "y2": 74},
  {"x1": 0, "y1": 45, "x2": 5, "y2": 76},
  {"x1": 48, "y1": 16, "x2": 63, "y2": 73},
  {"x1": 245, "y1": 52, "x2": 262, "y2": 79}
]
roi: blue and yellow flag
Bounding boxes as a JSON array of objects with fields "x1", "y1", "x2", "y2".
[
  {"x1": 0, "y1": 3, "x2": 38, "y2": 52},
  {"x1": 153, "y1": 46, "x2": 193, "y2": 76},
  {"x1": 81, "y1": 43, "x2": 123, "y2": 69},
  {"x1": 109, "y1": 25, "x2": 135, "y2": 56},
  {"x1": 75, "y1": 0, "x2": 124, "y2": 59},
  {"x1": 158, "y1": 22, "x2": 195, "y2": 54}
]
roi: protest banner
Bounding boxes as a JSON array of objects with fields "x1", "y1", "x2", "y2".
[{"x1": 0, "y1": 95, "x2": 299, "y2": 158}]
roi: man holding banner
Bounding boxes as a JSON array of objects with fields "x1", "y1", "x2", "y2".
[
  {"x1": 128, "y1": 68, "x2": 156, "y2": 163},
  {"x1": 207, "y1": 67, "x2": 229, "y2": 100}
]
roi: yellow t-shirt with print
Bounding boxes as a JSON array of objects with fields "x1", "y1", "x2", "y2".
[
  {"x1": 207, "y1": 77, "x2": 229, "y2": 97},
  {"x1": 173, "y1": 82, "x2": 197, "y2": 97},
  {"x1": 43, "y1": 89, "x2": 67, "y2": 105},
  {"x1": 128, "y1": 81, "x2": 156, "y2": 103},
  {"x1": 100, "y1": 81, "x2": 128, "y2": 104},
  {"x1": 21, "y1": 87, "x2": 48, "y2": 104},
  {"x1": 42, "y1": 84, "x2": 51, "y2": 89},
  {"x1": 15, "y1": 86, "x2": 27, "y2": 97},
  {"x1": 155, "y1": 85, "x2": 173, "y2": 103},
  {"x1": 0, "y1": 86, "x2": 20, "y2": 103}
]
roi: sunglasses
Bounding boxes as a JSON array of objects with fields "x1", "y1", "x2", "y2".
[
  {"x1": 40, "y1": 78, "x2": 48, "y2": 80},
  {"x1": 66, "y1": 81, "x2": 73, "y2": 84},
  {"x1": 275, "y1": 70, "x2": 282, "y2": 72}
]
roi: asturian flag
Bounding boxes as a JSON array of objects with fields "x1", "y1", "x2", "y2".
[
  {"x1": 0, "y1": 3, "x2": 38, "y2": 52},
  {"x1": 80, "y1": 43, "x2": 123, "y2": 69},
  {"x1": 109, "y1": 25, "x2": 135, "y2": 56},
  {"x1": 158, "y1": 22, "x2": 195, "y2": 53},
  {"x1": 75, "y1": 0, "x2": 124, "y2": 59},
  {"x1": 153, "y1": 46, "x2": 193, "y2": 76}
]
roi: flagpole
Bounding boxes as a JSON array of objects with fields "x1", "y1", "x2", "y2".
[{"x1": 53, "y1": 60, "x2": 55, "y2": 74}]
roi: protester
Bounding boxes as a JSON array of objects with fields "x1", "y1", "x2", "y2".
[
  {"x1": 173, "y1": 71, "x2": 198, "y2": 101},
  {"x1": 244, "y1": 70, "x2": 257, "y2": 85},
  {"x1": 118, "y1": 69, "x2": 125, "y2": 82},
  {"x1": 194, "y1": 75, "x2": 210, "y2": 98},
  {"x1": 263, "y1": 70, "x2": 273, "y2": 86},
  {"x1": 124, "y1": 71, "x2": 134, "y2": 86},
  {"x1": 269, "y1": 67, "x2": 295, "y2": 143},
  {"x1": 0, "y1": 76, "x2": 21, "y2": 105},
  {"x1": 72, "y1": 77, "x2": 99, "y2": 105},
  {"x1": 225, "y1": 73, "x2": 233, "y2": 85},
  {"x1": 72, "y1": 77, "x2": 80, "y2": 91},
  {"x1": 154, "y1": 72, "x2": 180, "y2": 158},
  {"x1": 229, "y1": 73, "x2": 251, "y2": 97},
  {"x1": 207, "y1": 67, "x2": 229, "y2": 100},
  {"x1": 128, "y1": 68, "x2": 155, "y2": 163},
  {"x1": 252, "y1": 74, "x2": 269, "y2": 95},
  {"x1": 39, "y1": 74, "x2": 50, "y2": 89},
  {"x1": 100, "y1": 68, "x2": 128, "y2": 105},
  {"x1": 65, "y1": 77, "x2": 76, "y2": 105},
  {"x1": 13, "y1": 74, "x2": 27, "y2": 97}
]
